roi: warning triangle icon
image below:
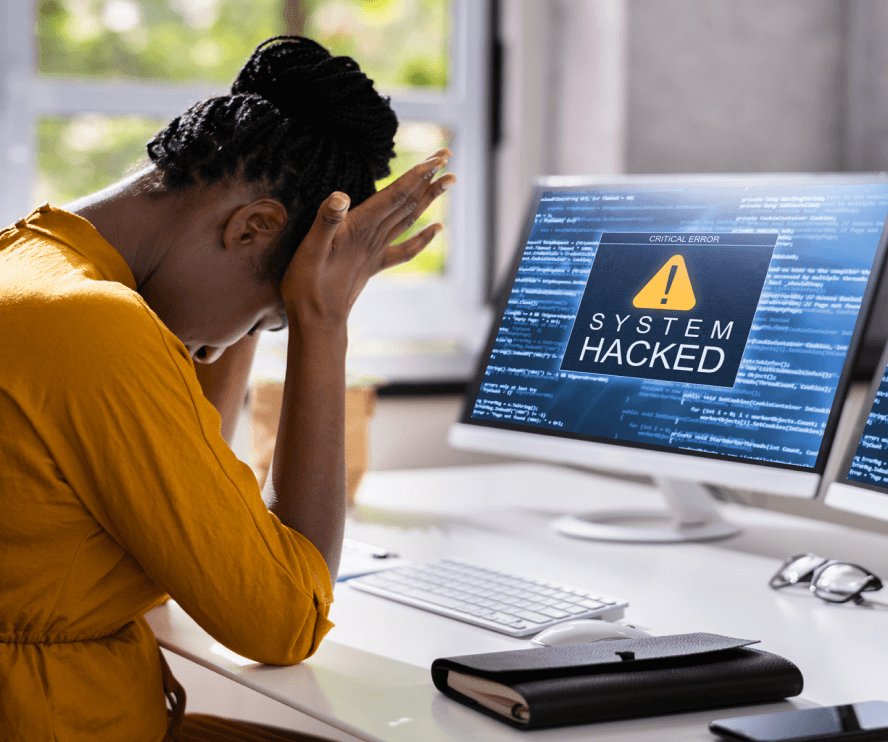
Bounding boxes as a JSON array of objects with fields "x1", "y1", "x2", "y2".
[{"x1": 633, "y1": 254, "x2": 696, "y2": 310}]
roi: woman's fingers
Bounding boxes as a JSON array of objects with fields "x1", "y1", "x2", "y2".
[
  {"x1": 293, "y1": 191, "x2": 351, "y2": 264},
  {"x1": 315, "y1": 147, "x2": 452, "y2": 277},
  {"x1": 377, "y1": 222, "x2": 443, "y2": 273},
  {"x1": 373, "y1": 150, "x2": 451, "y2": 235},
  {"x1": 384, "y1": 173, "x2": 455, "y2": 245}
]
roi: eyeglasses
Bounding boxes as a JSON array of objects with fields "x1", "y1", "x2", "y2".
[{"x1": 769, "y1": 553, "x2": 883, "y2": 605}]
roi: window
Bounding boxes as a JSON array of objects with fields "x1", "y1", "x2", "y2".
[{"x1": 1, "y1": 0, "x2": 492, "y2": 380}]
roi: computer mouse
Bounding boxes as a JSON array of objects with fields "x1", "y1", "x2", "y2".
[{"x1": 530, "y1": 620, "x2": 652, "y2": 647}]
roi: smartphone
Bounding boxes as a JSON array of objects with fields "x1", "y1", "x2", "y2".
[{"x1": 709, "y1": 701, "x2": 888, "y2": 742}]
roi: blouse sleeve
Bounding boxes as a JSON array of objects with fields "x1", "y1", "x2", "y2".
[{"x1": 41, "y1": 291, "x2": 334, "y2": 665}]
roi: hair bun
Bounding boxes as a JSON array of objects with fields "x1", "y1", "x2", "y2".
[{"x1": 231, "y1": 36, "x2": 397, "y2": 179}]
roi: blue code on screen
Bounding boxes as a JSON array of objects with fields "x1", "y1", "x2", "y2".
[{"x1": 470, "y1": 183, "x2": 888, "y2": 469}]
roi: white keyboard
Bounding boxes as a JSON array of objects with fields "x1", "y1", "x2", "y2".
[{"x1": 347, "y1": 557, "x2": 628, "y2": 637}]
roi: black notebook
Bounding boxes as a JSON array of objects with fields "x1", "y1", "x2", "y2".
[{"x1": 431, "y1": 633, "x2": 803, "y2": 730}]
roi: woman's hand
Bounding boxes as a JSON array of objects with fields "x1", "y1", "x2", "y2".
[{"x1": 281, "y1": 148, "x2": 455, "y2": 332}]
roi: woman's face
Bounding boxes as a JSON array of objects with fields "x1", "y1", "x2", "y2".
[
  {"x1": 138, "y1": 193, "x2": 290, "y2": 364},
  {"x1": 153, "y1": 263, "x2": 286, "y2": 364}
]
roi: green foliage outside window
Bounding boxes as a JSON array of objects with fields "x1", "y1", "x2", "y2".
[
  {"x1": 37, "y1": 0, "x2": 282, "y2": 83},
  {"x1": 301, "y1": 0, "x2": 449, "y2": 90},
  {"x1": 37, "y1": 0, "x2": 449, "y2": 89},
  {"x1": 34, "y1": 0, "x2": 450, "y2": 274},
  {"x1": 35, "y1": 115, "x2": 163, "y2": 207}
]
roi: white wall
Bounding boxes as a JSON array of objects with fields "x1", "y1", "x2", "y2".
[
  {"x1": 625, "y1": 0, "x2": 845, "y2": 173},
  {"x1": 494, "y1": 0, "x2": 626, "y2": 289}
]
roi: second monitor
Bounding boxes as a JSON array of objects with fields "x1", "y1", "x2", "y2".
[
  {"x1": 825, "y1": 338, "x2": 888, "y2": 526},
  {"x1": 450, "y1": 175, "x2": 888, "y2": 542}
]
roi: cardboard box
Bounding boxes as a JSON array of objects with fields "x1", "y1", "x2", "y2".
[{"x1": 250, "y1": 382, "x2": 376, "y2": 504}]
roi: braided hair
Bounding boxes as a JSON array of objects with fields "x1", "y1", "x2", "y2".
[{"x1": 146, "y1": 36, "x2": 398, "y2": 280}]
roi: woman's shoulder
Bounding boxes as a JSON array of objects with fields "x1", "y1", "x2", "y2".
[
  {"x1": 1, "y1": 248, "x2": 190, "y2": 380},
  {"x1": 53, "y1": 282, "x2": 191, "y2": 370}
]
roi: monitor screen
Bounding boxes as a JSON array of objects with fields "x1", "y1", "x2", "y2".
[
  {"x1": 456, "y1": 176, "x2": 888, "y2": 494},
  {"x1": 824, "y1": 342, "x2": 888, "y2": 522}
]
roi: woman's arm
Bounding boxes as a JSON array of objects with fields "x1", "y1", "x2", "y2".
[
  {"x1": 194, "y1": 333, "x2": 259, "y2": 445},
  {"x1": 264, "y1": 151, "x2": 454, "y2": 582}
]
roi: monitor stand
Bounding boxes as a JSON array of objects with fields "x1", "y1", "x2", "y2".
[{"x1": 551, "y1": 477, "x2": 740, "y2": 543}]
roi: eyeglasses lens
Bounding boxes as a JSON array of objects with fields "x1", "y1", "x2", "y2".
[
  {"x1": 813, "y1": 564, "x2": 870, "y2": 599},
  {"x1": 780, "y1": 554, "x2": 825, "y2": 584}
]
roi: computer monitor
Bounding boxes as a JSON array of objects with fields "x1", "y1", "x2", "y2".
[
  {"x1": 450, "y1": 174, "x2": 888, "y2": 542},
  {"x1": 823, "y1": 341, "x2": 888, "y2": 525}
]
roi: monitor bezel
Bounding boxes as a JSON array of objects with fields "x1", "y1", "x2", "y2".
[{"x1": 456, "y1": 173, "x2": 888, "y2": 497}]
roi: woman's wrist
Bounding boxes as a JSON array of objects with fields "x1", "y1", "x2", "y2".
[
  {"x1": 285, "y1": 305, "x2": 349, "y2": 348},
  {"x1": 287, "y1": 323, "x2": 348, "y2": 355}
]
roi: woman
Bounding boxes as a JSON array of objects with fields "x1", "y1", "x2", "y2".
[{"x1": 0, "y1": 36, "x2": 454, "y2": 741}]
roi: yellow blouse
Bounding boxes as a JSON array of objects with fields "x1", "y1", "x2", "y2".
[{"x1": 0, "y1": 206, "x2": 334, "y2": 742}]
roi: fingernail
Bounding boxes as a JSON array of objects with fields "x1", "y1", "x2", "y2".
[
  {"x1": 330, "y1": 193, "x2": 349, "y2": 211},
  {"x1": 440, "y1": 178, "x2": 453, "y2": 191}
]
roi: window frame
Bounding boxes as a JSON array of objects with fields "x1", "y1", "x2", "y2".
[{"x1": 0, "y1": 0, "x2": 492, "y2": 381}]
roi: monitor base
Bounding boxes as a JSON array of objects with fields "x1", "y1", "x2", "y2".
[{"x1": 551, "y1": 477, "x2": 740, "y2": 543}]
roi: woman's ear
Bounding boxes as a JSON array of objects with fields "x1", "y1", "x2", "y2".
[{"x1": 222, "y1": 199, "x2": 288, "y2": 254}]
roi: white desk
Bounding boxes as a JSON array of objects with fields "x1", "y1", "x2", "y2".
[{"x1": 146, "y1": 464, "x2": 888, "y2": 741}]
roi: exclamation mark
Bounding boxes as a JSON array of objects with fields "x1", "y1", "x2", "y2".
[{"x1": 661, "y1": 264, "x2": 678, "y2": 305}]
